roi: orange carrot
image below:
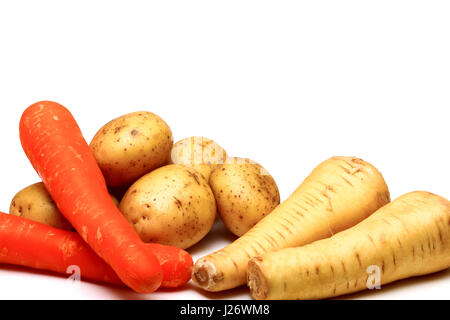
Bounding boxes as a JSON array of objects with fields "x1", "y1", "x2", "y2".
[
  {"x1": 19, "y1": 101, "x2": 163, "y2": 293},
  {"x1": 0, "y1": 212, "x2": 192, "y2": 288},
  {"x1": 147, "y1": 243, "x2": 193, "y2": 288},
  {"x1": 0, "y1": 212, "x2": 122, "y2": 285}
]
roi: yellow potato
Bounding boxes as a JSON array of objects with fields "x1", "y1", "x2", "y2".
[
  {"x1": 90, "y1": 111, "x2": 173, "y2": 187},
  {"x1": 9, "y1": 182, "x2": 73, "y2": 231},
  {"x1": 169, "y1": 136, "x2": 227, "y2": 181},
  {"x1": 119, "y1": 164, "x2": 216, "y2": 249},
  {"x1": 209, "y1": 157, "x2": 280, "y2": 236},
  {"x1": 10, "y1": 182, "x2": 119, "y2": 231}
]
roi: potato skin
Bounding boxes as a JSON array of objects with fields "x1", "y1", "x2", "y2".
[
  {"x1": 119, "y1": 164, "x2": 216, "y2": 249},
  {"x1": 9, "y1": 182, "x2": 73, "y2": 231},
  {"x1": 168, "y1": 136, "x2": 227, "y2": 181},
  {"x1": 90, "y1": 111, "x2": 173, "y2": 187},
  {"x1": 10, "y1": 183, "x2": 119, "y2": 231},
  {"x1": 209, "y1": 158, "x2": 280, "y2": 236}
]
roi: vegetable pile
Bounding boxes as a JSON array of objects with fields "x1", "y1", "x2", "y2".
[{"x1": 0, "y1": 100, "x2": 448, "y2": 299}]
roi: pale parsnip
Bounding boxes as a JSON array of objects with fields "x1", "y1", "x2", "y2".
[{"x1": 248, "y1": 191, "x2": 450, "y2": 300}]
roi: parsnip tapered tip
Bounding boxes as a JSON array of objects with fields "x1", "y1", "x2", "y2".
[{"x1": 247, "y1": 257, "x2": 268, "y2": 300}]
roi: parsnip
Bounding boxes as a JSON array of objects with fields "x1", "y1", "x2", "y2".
[
  {"x1": 192, "y1": 156, "x2": 390, "y2": 291},
  {"x1": 248, "y1": 191, "x2": 450, "y2": 300}
]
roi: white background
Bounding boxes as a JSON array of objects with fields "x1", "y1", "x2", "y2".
[{"x1": 0, "y1": 1, "x2": 449, "y2": 300}]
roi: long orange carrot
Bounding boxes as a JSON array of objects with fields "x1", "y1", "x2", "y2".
[
  {"x1": 0, "y1": 212, "x2": 192, "y2": 288},
  {"x1": 0, "y1": 212, "x2": 121, "y2": 285},
  {"x1": 19, "y1": 101, "x2": 163, "y2": 293}
]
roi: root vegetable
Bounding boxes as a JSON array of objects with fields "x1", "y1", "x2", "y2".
[
  {"x1": 19, "y1": 101, "x2": 163, "y2": 293},
  {"x1": 0, "y1": 212, "x2": 192, "y2": 288},
  {"x1": 248, "y1": 191, "x2": 450, "y2": 300},
  {"x1": 0, "y1": 212, "x2": 122, "y2": 285},
  {"x1": 192, "y1": 156, "x2": 390, "y2": 291}
]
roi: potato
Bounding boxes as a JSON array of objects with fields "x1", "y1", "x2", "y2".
[
  {"x1": 9, "y1": 182, "x2": 73, "y2": 231},
  {"x1": 90, "y1": 111, "x2": 173, "y2": 187},
  {"x1": 209, "y1": 157, "x2": 280, "y2": 237},
  {"x1": 119, "y1": 164, "x2": 216, "y2": 249},
  {"x1": 168, "y1": 136, "x2": 227, "y2": 181},
  {"x1": 9, "y1": 182, "x2": 120, "y2": 231}
]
